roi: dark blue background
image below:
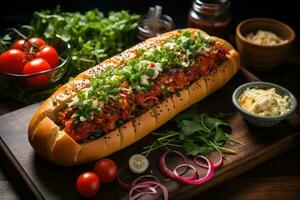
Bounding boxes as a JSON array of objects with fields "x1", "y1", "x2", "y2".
[{"x1": 0, "y1": 0, "x2": 298, "y2": 33}]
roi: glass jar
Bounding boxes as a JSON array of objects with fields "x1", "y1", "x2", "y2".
[
  {"x1": 187, "y1": 0, "x2": 231, "y2": 39},
  {"x1": 137, "y1": 14, "x2": 175, "y2": 41}
]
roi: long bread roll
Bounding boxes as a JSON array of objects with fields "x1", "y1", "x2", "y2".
[{"x1": 28, "y1": 28, "x2": 240, "y2": 166}]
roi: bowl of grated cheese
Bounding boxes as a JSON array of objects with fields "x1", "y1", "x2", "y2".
[
  {"x1": 236, "y1": 18, "x2": 295, "y2": 71},
  {"x1": 232, "y1": 81, "x2": 297, "y2": 127}
]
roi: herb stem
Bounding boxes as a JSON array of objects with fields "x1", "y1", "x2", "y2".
[
  {"x1": 208, "y1": 141, "x2": 224, "y2": 157},
  {"x1": 11, "y1": 28, "x2": 27, "y2": 39},
  {"x1": 0, "y1": 45, "x2": 6, "y2": 52},
  {"x1": 157, "y1": 132, "x2": 179, "y2": 141},
  {"x1": 79, "y1": 58, "x2": 95, "y2": 63},
  {"x1": 217, "y1": 146, "x2": 237, "y2": 154},
  {"x1": 166, "y1": 143, "x2": 183, "y2": 148},
  {"x1": 229, "y1": 138, "x2": 245, "y2": 145}
]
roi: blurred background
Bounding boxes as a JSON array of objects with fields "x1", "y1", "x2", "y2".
[{"x1": 0, "y1": 0, "x2": 298, "y2": 33}]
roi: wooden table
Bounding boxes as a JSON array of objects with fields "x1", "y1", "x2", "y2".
[{"x1": 1, "y1": 43, "x2": 300, "y2": 200}]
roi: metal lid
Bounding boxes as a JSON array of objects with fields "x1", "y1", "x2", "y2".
[{"x1": 193, "y1": 0, "x2": 230, "y2": 15}]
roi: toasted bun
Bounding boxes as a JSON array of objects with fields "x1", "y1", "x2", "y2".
[{"x1": 28, "y1": 28, "x2": 240, "y2": 166}]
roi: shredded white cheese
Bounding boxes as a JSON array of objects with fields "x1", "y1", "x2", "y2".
[
  {"x1": 238, "y1": 87, "x2": 291, "y2": 116},
  {"x1": 68, "y1": 96, "x2": 79, "y2": 107},
  {"x1": 140, "y1": 74, "x2": 150, "y2": 85},
  {"x1": 245, "y1": 30, "x2": 288, "y2": 46}
]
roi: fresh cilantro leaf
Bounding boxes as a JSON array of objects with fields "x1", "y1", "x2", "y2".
[
  {"x1": 146, "y1": 69, "x2": 155, "y2": 77},
  {"x1": 181, "y1": 120, "x2": 209, "y2": 135},
  {"x1": 143, "y1": 111, "x2": 237, "y2": 157}
]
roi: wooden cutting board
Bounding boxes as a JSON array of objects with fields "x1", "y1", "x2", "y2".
[{"x1": 0, "y1": 68, "x2": 299, "y2": 200}]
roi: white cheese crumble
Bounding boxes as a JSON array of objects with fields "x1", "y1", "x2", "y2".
[
  {"x1": 68, "y1": 96, "x2": 79, "y2": 107},
  {"x1": 238, "y1": 87, "x2": 291, "y2": 116},
  {"x1": 140, "y1": 74, "x2": 150, "y2": 85},
  {"x1": 245, "y1": 30, "x2": 288, "y2": 46}
]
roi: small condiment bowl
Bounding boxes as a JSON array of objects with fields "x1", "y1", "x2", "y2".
[
  {"x1": 236, "y1": 18, "x2": 295, "y2": 72},
  {"x1": 232, "y1": 81, "x2": 297, "y2": 127}
]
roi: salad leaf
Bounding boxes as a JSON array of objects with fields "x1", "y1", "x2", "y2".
[{"x1": 0, "y1": 7, "x2": 140, "y2": 103}]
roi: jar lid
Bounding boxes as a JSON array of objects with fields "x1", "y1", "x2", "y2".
[{"x1": 193, "y1": 0, "x2": 231, "y2": 15}]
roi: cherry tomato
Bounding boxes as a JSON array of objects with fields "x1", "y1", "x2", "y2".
[
  {"x1": 11, "y1": 39, "x2": 26, "y2": 50},
  {"x1": 22, "y1": 58, "x2": 51, "y2": 87},
  {"x1": 12, "y1": 38, "x2": 45, "y2": 52},
  {"x1": 26, "y1": 37, "x2": 46, "y2": 49},
  {"x1": 76, "y1": 172, "x2": 101, "y2": 197},
  {"x1": 94, "y1": 159, "x2": 118, "y2": 183},
  {"x1": 0, "y1": 49, "x2": 26, "y2": 74},
  {"x1": 35, "y1": 45, "x2": 59, "y2": 68}
]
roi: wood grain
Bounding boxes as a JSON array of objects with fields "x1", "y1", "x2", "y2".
[
  {"x1": 199, "y1": 177, "x2": 300, "y2": 200},
  {"x1": 0, "y1": 170, "x2": 21, "y2": 200}
]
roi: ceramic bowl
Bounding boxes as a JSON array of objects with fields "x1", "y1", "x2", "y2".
[{"x1": 232, "y1": 81, "x2": 297, "y2": 127}]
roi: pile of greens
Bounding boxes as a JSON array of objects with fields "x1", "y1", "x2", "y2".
[
  {"x1": 143, "y1": 111, "x2": 242, "y2": 157},
  {"x1": 0, "y1": 7, "x2": 140, "y2": 104}
]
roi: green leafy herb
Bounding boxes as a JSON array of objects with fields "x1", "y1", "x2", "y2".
[
  {"x1": 142, "y1": 111, "x2": 241, "y2": 157},
  {"x1": 31, "y1": 7, "x2": 140, "y2": 77},
  {"x1": 146, "y1": 69, "x2": 155, "y2": 77},
  {"x1": 52, "y1": 98, "x2": 58, "y2": 105},
  {"x1": 0, "y1": 7, "x2": 140, "y2": 104}
]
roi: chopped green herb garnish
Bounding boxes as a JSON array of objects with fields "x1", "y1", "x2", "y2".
[
  {"x1": 146, "y1": 69, "x2": 155, "y2": 77},
  {"x1": 74, "y1": 31, "x2": 217, "y2": 120},
  {"x1": 52, "y1": 98, "x2": 58, "y2": 105}
]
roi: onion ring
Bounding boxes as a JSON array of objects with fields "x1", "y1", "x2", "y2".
[
  {"x1": 158, "y1": 150, "x2": 196, "y2": 181},
  {"x1": 174, "y1": 156, "x2": 214, "y2": 185},
  {"x1": 194, "y1": 152, "x2": 223, "y2": 169},
  {"x1": 129, "y1": 181, "x2": 168, "y2": 200}
]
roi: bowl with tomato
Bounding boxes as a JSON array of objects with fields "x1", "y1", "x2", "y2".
[{"x1": 0, "y1": 35, "x2": 71, "y2": 89}]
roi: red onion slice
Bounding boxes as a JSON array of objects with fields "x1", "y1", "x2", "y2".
[
  {"x1": 159, "y1": 150, "x2": 195, "y2": 181},
  {"x1": 194, "y1": 153, "x2": 223, "y2": 169},
  {"x1": 132, "y1": 175, "x2": 161, "y2": 186},
  {"x1": 129, "y1": 181, "x2": 168, "y2": 200},
  {"x1": 117, "y1": 167, "x2": 132, "y2": 190},
  {"x1": 171, "y1": 163, "x2": 198, "y2": 181},
  {"x1": 118, "y1": 169, "x2": 162, "y2": 191},
  {"x1": 130, "y1": 186, "x2": 157, "y2": 200},
  {"x1": 174, "y1": 156, "x2": 214, "y2": 185}
]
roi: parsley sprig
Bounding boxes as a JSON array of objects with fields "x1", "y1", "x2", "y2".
[{"x1": 142, "y1": 111, "x2": 243, "y2": 157}]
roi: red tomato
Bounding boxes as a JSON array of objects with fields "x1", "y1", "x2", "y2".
[
  {"x1": 22, "y1": 58, "x2": 51, "y2": 87},
  {"x1": 12, "y1": 38, "x2": 45, "y2": 52},
  {"x1": 27, "y1": 37, "x2": 46, "y2": 49},
  {"x1": 94, "y1": 159, "x2": 118, "y2": 183},
  {"x1": 76, "y1": 172, "x2": 101, "y2": 197},
  {"x1": 11, "y1": 39, "x2": 25, "y2": 50},
  {"x1": 0, "y1": 49, "x2": 26, "y2": 74},
  {"x1": 35, "y1": 45, "x2": 59, "y2": 68}
]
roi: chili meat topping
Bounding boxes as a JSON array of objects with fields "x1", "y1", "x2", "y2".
[{"x1": 57, "y1": 31, "x2": 228, "y2": 143}]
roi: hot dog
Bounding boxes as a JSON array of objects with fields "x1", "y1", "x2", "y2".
[{"x1": 28, "y1": 28, "x2": 240, "y2": 166}]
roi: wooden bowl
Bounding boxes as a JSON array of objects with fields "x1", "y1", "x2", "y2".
[{"x1": 236, "y1": 18, "x2": 295, "y2": 72}]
